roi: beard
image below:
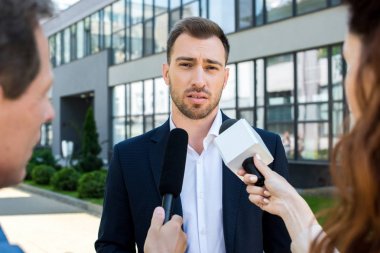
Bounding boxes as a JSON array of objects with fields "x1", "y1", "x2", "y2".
[{"x1": 169, "y1": 80, "x2": 223, "y2": 120}]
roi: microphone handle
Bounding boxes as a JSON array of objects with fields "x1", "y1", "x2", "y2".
[
  {"x1": 162, "y1": 193, "x2": 174, "y2": 224},
  {"x1": 242, "y1": 157, "x2": 265, "y2": 187}
]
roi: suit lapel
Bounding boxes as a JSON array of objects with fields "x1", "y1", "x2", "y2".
[
  {"x1": 149, "y1": 120, "x2": 183, "y2": 216},
  {"x1": 221, "y1": 111, "x2": 245, "y2": 252},
  {"x1": 222, "y1": 162, "x2": 244, "y2": 253}
]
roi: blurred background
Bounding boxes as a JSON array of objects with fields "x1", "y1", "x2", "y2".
[{"x1": 42, "y1": 0, "x2": 348, "y2": 188}]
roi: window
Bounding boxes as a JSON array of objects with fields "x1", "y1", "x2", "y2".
[
  {"x1": 113, "y1": 85, "x2": 126, "y2": 116},
  {"x1": 49, "y1": 36, "x2": 56, "y2": 66},
  {"x1": 220, "y1": 64, "x2": 236, "y2": 117},
  {"x1": 130, "y1": 81, "x2": 144, "y2": 137},
  {"x1": 55, "y1": 32, "x2": 62, "y2": 66},
  {"x1": 256, "y1": 59, "x2": 265, "y2": 128},
  {"x1": 209, "y1": 0, "x2": 235, "y2": 33},
  {"x1": 155, "y1": 13, "x2": 168, "y2": 53},
  {"x1": 256, "y1": 0, "x2": 265, "y2": 25},
  {"x1": 237, "y1": 61, "x2": 254, "y2": 108},
  {"x1": 77, "y1": 20, "x2": 84, "y2": 59},
  {"x1": 267, "y1": 54, "x2": 294, "y2": 105},
  {"x1": 109, "y1": 46, "x2": 346, "y2": 162},
  {"x1": 155, "y1": 0, "x2": 168, "y2": 15},
  {"x1": 169, "y1": 7, "x2": 181, "y2": 29},
  {"x1": 112, "y1": 85, "x2": 126, "y2": 145},
  {"x1": 182, "y1": 1, "x2": 200, "y2": 19},
  {"x1": 144, "y1": 0, "x2": 154, "y2": 20},
  {"x1": 266, "y1": 0, "x2": 293, "y2": 22},
  {"x1": 297, "y1": 48, "x2": 328, "y2": 103},
  {"x1": 144, "y1": 19, "x2": 154, "y2": 56},
  {"x1": 103, "y1": 6, "x2": 112, "y2": 49},
  {"x1": 91, "y1": 12, "x2": 100, "y2": 53},
  {"x1": 40, "y1": 123, "x2": 53, "y2": 147},
  {"x1": 298, "y1": 122, "x2": 329, "y2": 160},
  {"x1": 113, "y1": 29, "x2": 126, "y2": 64},
  {"x1": 112, "y1": 0, "x2": 125, "y2": 32},
  {"x1": 70, "y1": 24, "x2": 77, "y2": 61},
  {"x1": 154, "y1": 78, "x2": 169, "y2": 114},
  {"x1": 131, "y1": 0, "x2": 143, "y2": 25},
  {"x1": 267, "y1": 54, "x2": 295, "y2": 158},
  {"x1": 297, "y1": 0, "x2": 326, "y2": 14},
  {"x1": 144, "y1": 80, "x2": 154, "y2": 131},
  {"x1": 63, "y1": 28, "x2": 70, "y2": 64},
  {"x1": 84, "y1": 17, "x2": 91, "y2": 56},
  {"x1": 237, "y1": 60, "x2": 255, "y2": 125},
  {"x1": 331, "y1": 46, "x2": 345, "y2": 146},
  {"x1": 238, "y1": 0, "x2": 253, "y2": 29},
  {"x1": 131, "y1": 23, "x2": 143, "y2": 60}
]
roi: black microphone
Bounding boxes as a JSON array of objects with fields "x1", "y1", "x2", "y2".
[
  {"x1": 219, "y1": 119, "x2": 265, "y2": 186},
  {"x1": 159, "y1": 128, "x2": 188, "y2": 223}
]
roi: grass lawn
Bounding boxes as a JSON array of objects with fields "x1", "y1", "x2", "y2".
[
  {"x1": 25, "y1": 179, "x2": 335, "y2": 222},
  {"x1": 302, "y1": 195, "x2": 336, "y2": 224},
  {"x1": 24, "y1": 180, "x2": 103, "y2": 206}
]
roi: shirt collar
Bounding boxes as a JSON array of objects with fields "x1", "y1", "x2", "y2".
[{"x1": 169, "y1": 109, "x2": 222, "y2": 136}]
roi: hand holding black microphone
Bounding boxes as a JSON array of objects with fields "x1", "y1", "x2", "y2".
[
  {"x1": 144, "y1": 128, "x2": 189, "y2": 253},
  {"x1": 159, "y1": 128, "x2": 188, "y2": 223}
]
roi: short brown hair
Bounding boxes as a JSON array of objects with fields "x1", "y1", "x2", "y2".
[
  {"x1": 166, "y1": 17, "x2": 230, "y2": 65},
  {"x1": 0, "y1": 0, "x2": 53, "y2": 99}
]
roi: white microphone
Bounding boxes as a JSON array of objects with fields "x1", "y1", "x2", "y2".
[{"x1": 214, "y1": 119, "x2": 273, "y2": 186}]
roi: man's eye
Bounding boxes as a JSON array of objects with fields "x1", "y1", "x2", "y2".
[
  {"x1": 180, "y1": 63, "x2": 192, "y2": 68},
  {"x1": 206, "y1": 66, "x2": 218, "y2": 70}
]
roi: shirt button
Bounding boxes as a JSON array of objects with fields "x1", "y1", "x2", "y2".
[
  {"x1": 200, "y1": 228, "x2": 206, "y2": 235},
  {"x1": 198, "y1": 192, "x2": 203, "y2": 199}
]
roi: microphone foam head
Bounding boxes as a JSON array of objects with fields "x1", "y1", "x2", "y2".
[
  {"x1": 159, "y1": 128, "x2": 188, "y2": 197},
  {"x1": 219, "y1": 119, "x2": 238, "y2": 134}
]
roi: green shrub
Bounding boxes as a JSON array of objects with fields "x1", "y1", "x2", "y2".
[
  {"x1": 31, "y1": 165, "x2": 56, "y2": 185},
  {"x1": 78, "y1": 170, "x2": 107, "y2": 198},
  {"x1": 26, "y1": 147, "x2": 57, "y2": 179},
  {"x1": 77, "y1": 154, "x2": 103, "y2": 173},
  {"x1": 77, "y1": 107, "x2": 103, "y2": 172},
  {"x1": 29, "y1": 147, "x2": 56, "y2": 167},
  {"x1": 51, "y1": 167, "x2": 80, "y2": 191},
  {"x1": 26, "y1": 162, "x2": 36, "y2": 180}
]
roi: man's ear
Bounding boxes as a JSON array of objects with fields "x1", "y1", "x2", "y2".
[
  {"x1": 0, "y1": 84, "x2": 5, "y2": 101},
  {"x1": 162, "y1": 63, "x2": 170, "y2": 86},
  {"x1": 223, "y1": 67, "x2": 230, "y2": 89}
]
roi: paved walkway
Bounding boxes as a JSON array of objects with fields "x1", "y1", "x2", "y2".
[{"x1": 0, "y1": 187, "x2": 100, "y2": 253}]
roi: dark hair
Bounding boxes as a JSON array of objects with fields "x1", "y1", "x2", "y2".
[
  {"x1": 311, "y1": 0, "x2": 380, "y2": 252},
  {"x1": 0, "y1": 0, "x2": 53, "y2": 99},
  {"x1": 166, "y1": 17, "x2": 230, "y2": 64}
]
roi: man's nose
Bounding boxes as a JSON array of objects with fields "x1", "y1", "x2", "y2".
[{"x1": 193, "y1": 66, "x2": 206, "y2": 87}]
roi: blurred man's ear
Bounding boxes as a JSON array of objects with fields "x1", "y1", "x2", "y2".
[
  {"x1": 0, "y1": 84, "x2": 4, "y2": 100},
  {"x1": 162, "y1": 63, "x2": 170, "y2": 86},
  {"x1": 223, "y1": 67, "x2": 230, "y2": 89}
]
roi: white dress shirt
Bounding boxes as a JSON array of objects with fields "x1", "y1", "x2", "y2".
[{"x1": 170, "y1": 110, "x2": 226, "y2": 253}]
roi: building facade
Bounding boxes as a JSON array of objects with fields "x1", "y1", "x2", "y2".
[{"x1": 43, "y1": 0, "x2": 349, "y2": 188}]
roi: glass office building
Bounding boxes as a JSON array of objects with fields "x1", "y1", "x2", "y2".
[{"x1": 43, "y1": 0, "x2": 348, "y2": 187}]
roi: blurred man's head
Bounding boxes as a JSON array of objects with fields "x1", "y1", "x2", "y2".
[{"x1": 0, "y1": 0, "x2": 55, "y2": 188}]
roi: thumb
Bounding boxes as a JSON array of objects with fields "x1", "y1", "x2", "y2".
[
  {"x1": 150, "y1": 206, "x2": 165, "y2": 230},
  {"x1": 253, "y1": 154, "x2": 273, "y2": 178}
]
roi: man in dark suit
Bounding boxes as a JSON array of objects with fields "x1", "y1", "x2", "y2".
[
  {"x1": 0, "y1": 1, "x2": 55, "y2": 252},
  {"x1": 96, "y1": 17, "x2": 291, "y2": 253}
]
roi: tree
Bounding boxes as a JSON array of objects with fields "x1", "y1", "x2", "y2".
[{"x1": 77, "y1": 106, "x2": 103, "y2": 172}]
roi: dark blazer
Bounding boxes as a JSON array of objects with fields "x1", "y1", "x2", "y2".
[{"x1": 95, "y1": 113, "x2": 291, "y2": 253}]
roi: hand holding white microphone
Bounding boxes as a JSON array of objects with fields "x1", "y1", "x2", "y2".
[
  {"x1": 214, "y1": 119, "x2": 274, "y2": 186},
  {"x1": 237, "y1": 154, "x2": 318, "y2": 241}
]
